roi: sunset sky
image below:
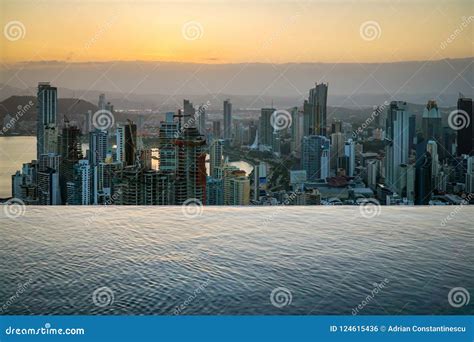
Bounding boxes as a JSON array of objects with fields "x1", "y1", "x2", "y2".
[{"x1": 1, "y1": 0, "x2": 472, "y2": 64}]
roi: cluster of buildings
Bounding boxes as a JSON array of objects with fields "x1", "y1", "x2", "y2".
[
  {"x1": 10, "y1": 80, "x2": 473, "y2": 206},
  {"x1": 11, "y1": 82, "x2": 252, "y2": 206}
]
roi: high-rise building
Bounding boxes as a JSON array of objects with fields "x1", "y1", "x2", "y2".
[
  {"x1": 466, "y1": 156, "x2": 474, "y2": 193},
  {"x1": 426, "y1": 140, "x2": 439, "y2": 189},
  {"x1": 206, "y1": 177, "x2": 224, "y2": 205},
  {"x1": 197, "y1": 104, "x2": 207, "y2": 136},
  {"x1": 223, "y1": 99, "x2": 232, "y2": 141},
  {"x1": 301, "y1": 135, "x2": 331, "y2": 181},
  {"x1": 330, "y1": 132, "x2": 345, "y2": 171},
  {"x1": 209, "y1": 139, "x2": 223, "y2": 178},
  {"x1": 422, "y1": 100, "x2": 442, "y2": 143},
  {"x1": 158, "y1": 112, "x2": 178, "y2": 172},
  {"x1": 116, "y1": 121, "x2": 137, "y2": 166},
  {"x1": 385, "y1": 101, "x2": 410, "y2": 193},
  {"x1": 367, "y1": 160, "x2": 379, "y2": 190},
  {"x1": 212, "y1": 121, "x2": 221, "y2": 139},
  {"x1": 457, "y1": 96, "x2": 473, "y2": 156},
  {"x1": 67, "y1": 159, "x2": 91, "y2": 205},
  {"x1": 253, "y1": 162, "x2": 267, "y2": 201},
  {"x1": 59, "y1": 122, "x2": 83, "y2": 202},
  {"x1": 259, "y1": 107, "x2": 275, "y2": 147},
  {"x1": 344, "y1": 139, "x2": 356, "y2": 177},
  {"x1": 304, "y1": 83, "x2": 328, "y2": 136},
  {"x1": 174, "y1": 116, "x2": 207, "y2": 205},
  {"x1": 37, "y1": 168, "x2": 61, "y2": 205},
  {"x1": 89, "y1": 130, "x2": 108, "y2": 166},
  {"x1": 36, "y1": 82, "x2": 58, "y2": 159}
]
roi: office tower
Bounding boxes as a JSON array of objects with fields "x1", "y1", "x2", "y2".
[
  {"x1": 344, "y1": 139, "x2": 356, "y2": 177},
  {"x1": 66, "y1": 159, "x2": 91, "y2": 205},
  {"x1": 212, "y1": 121, "x2": 221, "y2": 139},
  {"x1": 301, "y1": 135, "x2": 331, "y2": 181},
  {"x1": 422, "y1": 100, "x2": 442, "y2": 143},
  {"x1": 209, "y1": 139, "x2": 223, "y2": 178},
  {"x1": 158, "y1": 112, "x2": 179, "y2": 172},
  {"x1": 443, "y1": 127, "x2": 457, "y2": 158},
  {"x1": 249, "y1": 121, "x2": 258, "y2": 147},
  {"x1": 426, "y1": 140, "x2": 439, "y2": 189},
  {"x1": 253, "y1": 162, "x2": 267, "y2": 201},
  {"x1": 259, "y1": 107, "x2": 275, "y2": 147},
  {"x1": 409, "y1": 114, "x2": 416, "y2": 153},
  {"x1": 116, "y1": 121, "x2": 137, "y2": 166},
  {"x1": 229, "y1": 175, "x2": 250, "y2": 205},
  {"x1": 89, "y1": 130, "x2": 108, "y2": 166},
  {"x1": 37, "y1": 168, "x2": 61, "y2": 205},
  {"x1": 174, "y1": 121, "x2": 207, "y2": 205},
  {"x1": 97, "y1": 160, "x2": 122, "y2": 202},
  {"x1": 466, "y1": 156, "x2": 474, "y2": 193},
  {"x1": 415, "y1": 149, "x2": 433, "y2": 205},
  {"x1": 11, "y1": 161, "x2": 38, "y2": 204},
  {"x1": 222, "y1": 166, "x2": 249, "y2": 205},
  {"x1": 367, "y1": 160, "x2": 379, "y2": 190},
  {"x1": 115, "y1": 166, "x2": 143, "y2": 205},
  {"x1": 272, "y1": 131, "x2": 281, "y2": 156},
  {"x1": 36, "y1": 82, "x2": 58, "y2": 159},
  {"x1": 197, "y1": 104, "x2": 207, "y2": 135},
  {"x1": 384, "y1": 101, "x2": 410, "y2": 194},
  {"x1": 39, "y1": 153, "x2": 61, "y2": 172},
  {"x1": 399, "y1": 164, "x2": 415, "y2": 203},
  {"x1": 223, "y1": 99, "x2": 232, "y2": 141},
  {"x1": 304, "y1": 83, "x2": 328, "y2": 136},
  {"x1": 457, "y1": 96, "x2": 473, "y2": 156},
  {"x1": 98, "y1": 94, "x2": 106, "y2": 110},
  {"x1": 206, "y1": 177, "x2": 224, "y2": 205},
  {"x1": 59, "y1": 122, "x2": 83, "y2": 202},
  {"x1": 330, "y1": 132, "x2": 344, "y2": 171}
]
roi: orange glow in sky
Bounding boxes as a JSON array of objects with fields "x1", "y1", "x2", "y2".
[{"x1": 1, "y1": 0, "x2": 472, "y2": 64}]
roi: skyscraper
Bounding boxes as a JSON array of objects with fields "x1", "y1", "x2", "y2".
[
  {"x1": 89, "y1": 130, "x2": 108, "y2": 166},
  {"x1": 304, "y1": 83, "x2": 328, "y2": 136},
  {"x1": 301, "y1": 135, "x2": 331, "y2": 181},
  {"x1": 209, "y1": 139, "x2": 223, "y2": 178},
  {"x1": 174, "y1": 117, "x2": 207, "y2": 205},
  {"x1": 259, "y1": 107, "x2": 275, "y2": 147},
  {"x1": 385, "y1": 101, "x2": 410, "y2": 193},
  {"x1": 422, "y1": 100, "x2": 442, "y2": 143},
  {"x1": 197, "y1": 104, "x2": 207, "y2": 135},
  {"x1": 158, "y1": 112, "x2": 179, "y2": 172},
  {"x1": 223, "y1": 99, "x2": 232, "y2": 141},
  {"x1": 116, "y1": 121, "x2": 137, "y2": 167},
  {"x1": 36, "y1": 82, "x2": 58, "y2": 159},
  {"x1": 457, "y1": 96, "x2": 473, "y2": 156}
]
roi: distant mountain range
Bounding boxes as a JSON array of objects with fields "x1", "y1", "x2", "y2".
[
  {"x1": 0, "y1": 57, "x2": 472, "y2": 110},
  {"x1": 0, "y1": 95, "x2": 457, "y2": 136}
]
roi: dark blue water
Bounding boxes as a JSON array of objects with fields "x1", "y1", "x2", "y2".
[{"x1": 0, "y1": 206, "x2": 473, "y2": 315}]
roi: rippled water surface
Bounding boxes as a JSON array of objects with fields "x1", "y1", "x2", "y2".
[{"x1": 0, "y1": 206, "x2": 473, "y2": 315}]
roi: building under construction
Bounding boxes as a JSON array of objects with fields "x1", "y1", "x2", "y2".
[{"x1": 174, "y1": 108, "x2": 207, "y2": 205}]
